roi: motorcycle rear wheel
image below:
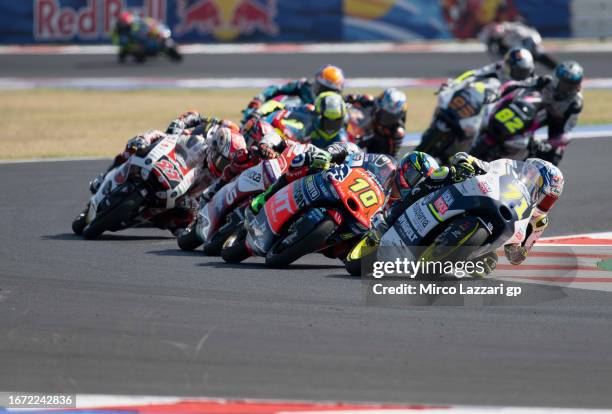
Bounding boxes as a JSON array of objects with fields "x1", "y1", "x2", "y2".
[{"x1": 265, "y1": 219, "x2": 335, "y2": 268}]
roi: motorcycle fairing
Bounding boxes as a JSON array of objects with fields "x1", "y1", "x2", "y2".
[
  {"x1": 329, "y1": 167, "x2": 385, "y2": 228},
  {"x1": 384, "y1": 159, "x2": 532, "y2": 251}
]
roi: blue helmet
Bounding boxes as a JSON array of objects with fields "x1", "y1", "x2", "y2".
[
  {"x1": 552, "y1": 61, "x2": 583, "y2": 100},
  {"x1": 396, "y1": 151, "x2": 439, "y2": 196}
]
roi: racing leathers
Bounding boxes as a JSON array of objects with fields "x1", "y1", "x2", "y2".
[
  {"x1": 452, "y1": 61, "x2": 516, "y2": 86},
  {"x1": 501, "y1": 75, "x2": 583, "y2": 165},
  {"x1": 345, "y1": 94, "x2": 406, "y2": 156},
  {"x1": 89, "y1": 111, "x2": 245, "y2": 234},
  {"x1": 367, "y1": 152, "x2": 560, "y2": 277},
  {"x1": 249, "y1": 142, "x2": 363, "y2": 214}
]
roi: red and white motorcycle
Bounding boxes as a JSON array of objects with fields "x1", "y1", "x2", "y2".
[{"x1": 72, "y1": 135, "x2": 197, "y2": 239}]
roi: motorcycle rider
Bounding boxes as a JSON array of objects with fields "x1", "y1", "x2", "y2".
[
  {"x1": 112, "y1": 11, "x2": 178, "y2": 63},
  {"x1": 345, "y1": 88, "x2": 408, "y2": 156},
  {"x1": 359, "y1": 151, "x2": 564, "y2": 277},
  {"x1": 165, "y1": 109, "x2": 240, "y2": 137},
  {"x1": 479, "y1": 21, "x2": 558, "y2": 69},
  {"x1": 112, "y1": 11, "x2": 136, "y2": 63},
  {"x1": 198, "y1": 118, "x2": 289, "y2": 203},
  {"x1": 487, "y1": 61, "x2": 584, "y2": 165},
  {"x1": 244, "y1": 65, "x2": 345, "y2": 120},
  {"x1": 88, "y1": 115, "x2": 247, "y2": 234},
  {"x1": 449, "y1": 47, "x2": 535, "y2": 86},
  {"x1": 248, "y1": 141, "x2": 363, "y2": 215}
]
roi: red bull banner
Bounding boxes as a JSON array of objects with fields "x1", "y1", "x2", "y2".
[{"x1": 0, "y1": 0, "x2": 570, "y2": 44}]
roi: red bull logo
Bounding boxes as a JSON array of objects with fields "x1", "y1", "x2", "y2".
[
  {"x1": 175, "y1": 0, "x2": 277, "y2": 40},
  {"x1": 34, "y1": 0, "x2": 166, "y2": 40}
]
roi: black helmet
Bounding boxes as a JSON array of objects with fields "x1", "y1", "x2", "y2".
[
  {"x1": 552, "y1": 61, "x2": 583, "y2": 100},
  {"x1": 504, "y1": 48, "x2": 535, "y2": 81}
]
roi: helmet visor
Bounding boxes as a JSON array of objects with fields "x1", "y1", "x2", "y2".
[
  {"x1": 511, "y1": 66, "x2": 532, "y2": 81},
  {"x1": 320, "y1": 116, "x2": 343, "y2": 135},
  {"x1": 377, "y1": 109, "x2": 400, "y2": 127},
  {"x1": 555, "y1": 79, "x2": 581, "y2": 99}
]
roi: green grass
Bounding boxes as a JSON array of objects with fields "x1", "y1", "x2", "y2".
[{"x1": 0, "y1": 88, "x2": 610, "y2": 159}]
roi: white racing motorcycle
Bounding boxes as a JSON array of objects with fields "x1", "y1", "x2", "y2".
[
  {"x1": 345, "y1": 159, "x2": 538, "y2": 276},
  {"x1": 72, "y1": 135, "x2": 197, "y2": 239},
  {"x1": 416, "y1": 77, "x2": 500, "y2": 163}
]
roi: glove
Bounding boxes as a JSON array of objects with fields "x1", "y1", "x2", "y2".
[
  {"x1": 257, "y1": 143, "x2": 277, "y2": 160},
  {"x1": 470, "y1": 251, "x2": 498, "y2": 278},
  {"x1": 450, "y1": 152, "x2": 476, "y2": 181},
  {"x1": 247, "y1": 98, "x2": 262, "y2": 109},
  {"x1": 177, "y1": 195, "x2": 199, "y2": 210},
  {"x1": 504, "y1": 244, "x2": 528, "y2": 265},
  {"x1": 126, "y1": 136, "x2": 148, "y2": 153},
  {"x1": 306, "y1": 149, "x2": 332, "y2": 170}
]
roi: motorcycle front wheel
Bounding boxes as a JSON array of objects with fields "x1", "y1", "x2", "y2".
[
  {"x1": 221, "y1": 227, "x2": 250, "y2": 264},
  {"x1": 415, "y1": 123, "x2": 454, "y2": 162},
  {"x1": 82, "y1": 190, "x2": 144, "y2": 240},
  {"x1": 177, "y1": 224, "x2": 203, "y2": 251}
]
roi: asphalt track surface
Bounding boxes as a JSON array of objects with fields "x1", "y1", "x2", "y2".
[
  {"x1": 1, "y1": 51, "x2": 611, "y2": 78},
  {"x1": 1, "y1": 137, "x2": 612, "y2": 408},
  {"x1": 2, "y1": 49, "x2": 612, "y2": 409}
]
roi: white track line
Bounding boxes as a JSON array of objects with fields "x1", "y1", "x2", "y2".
[{"x1": 2, "y1": 40, "x2": 612, "y2": 55}]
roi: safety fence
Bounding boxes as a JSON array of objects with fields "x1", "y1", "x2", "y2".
[{"x1": 1, "y1": 0, "x2": 606, "y2": 44}]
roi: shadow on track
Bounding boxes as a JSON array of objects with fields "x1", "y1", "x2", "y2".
[
  {"x1": 198, "y1": 260, "x2": 345, "y2": 270},
  {"x1": 147, "y1": 248, "x2": 205, "y2": 257},
  {"x1": 43, "y1": 233, "x2": 174, "y2": 241}
]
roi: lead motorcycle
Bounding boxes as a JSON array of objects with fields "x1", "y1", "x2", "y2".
[
  {"x1": 416, "y1": 78, "x2": 500, "y2": 164},
  {"x1": 119, "y1": 21, "x2": 182, "y2": 63},
  {"x1": 469, "y1": 87, "x2": 543, "y2": 162},
  {"x1": 345, "y1": 159, "x2": 538, "y2": 276},
  {"x1": 72, "y1": 135, "x2": 196, "y2": 239},
  {"x1": 221, "y1": 153, "x2": 396, "y2": 267},
  {"x1": 177, "y1": 143, "x2": 306, "y2": 254}
]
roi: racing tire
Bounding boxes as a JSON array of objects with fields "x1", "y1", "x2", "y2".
[
  {"x1": 134, "y1": 53, "x2": 146, "y2": 64},
  {"x1": 415, "y1": 125, "x2": 454, "y2": 162},
  {"x1": 177, "y1": 224, "x2": 203, "y2": 251},
  {"x1": 344, "y1": 237, "x2": 379, "y2": 277},
  {"x1": 265, "y1": 219, "x2": 336, "y2": 268},
  {"x1": 71, "y1": 209, "x2": 88, "y2": 235},
  {"x1": 221, "y1": 228, "x2": 250, "y2": 264},
  {"x1": 82, "y1": 190, "x2": 144, "y2": 240},
  {"x1": 167, "y1": 47, "x2": 182, "y2": 62},
  {"x1": 203, "y1": 220, "x2": 238, "y2": 256}
]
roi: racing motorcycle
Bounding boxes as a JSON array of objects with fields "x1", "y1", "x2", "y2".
[
  {"x1": 177, "y1": 144, "x2": 304, "y2": 254},
  {"x1": 345, "y1": 159, "x2": 538, "y2": 276},
  {"x1": 346, "y1": 105, "x2": 394, "y2": 155},
  {"x1": 241, "y1": 95, "x2": 304, "y2": 125},
  {"x1": 221, "y1": 153, "x2": 396, "y2": 267},
  {"x1": 72, "y1": 135, "x2": 195, "y2": 239},
  {"x1": 120, "y1": 22, "x2": 182, "y2": 63},
  {"x1": 416, "y1": 78, "x2": 500, "y2": 164},
  {"x1": 469, "y1": 87, "x2": 543, "y2": 162}
]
